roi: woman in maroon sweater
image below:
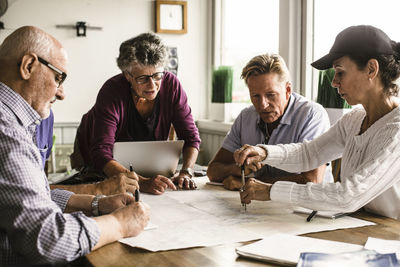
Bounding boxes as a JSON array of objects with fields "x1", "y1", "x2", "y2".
[{"x1": 67, "y1": 33, "x2": 201, "y2": 195}]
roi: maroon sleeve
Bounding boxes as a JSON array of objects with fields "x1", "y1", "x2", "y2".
[
  {"x1": 168, "y1": 74, "x2": 201, "y2": 150},
  {"x1": 89, "y1": 75, "x2": 130, "y2": 171}
]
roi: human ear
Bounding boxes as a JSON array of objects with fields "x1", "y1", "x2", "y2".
[
  {"x1": 367, "y1": 59, "x2": 379, "y2": 80},
  {"x1": 19, "y1": 53, "x2": 38, "y2": 80},
  {"x1": 285, "y1": 81, "x2": 292, "y2": 99}
]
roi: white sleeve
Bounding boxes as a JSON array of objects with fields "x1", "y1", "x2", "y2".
[
  {"x1": 268, "y1": 122, "x2": 400, "y2": 213},
  {"x1": 257, "y1": 112, "x2": 347, "y2": 172}
]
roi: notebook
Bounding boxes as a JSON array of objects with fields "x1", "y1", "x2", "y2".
[{"x1": 113, "y1": 140, "x2": 184, "y2": 178}]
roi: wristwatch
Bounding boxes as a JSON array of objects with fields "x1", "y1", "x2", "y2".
[
  {"x1": 180, "y1": 167, "x2": 194, "y2": 178},
  {"x1": 91, "y1": 194, "x2": 106, "y2": 216}
]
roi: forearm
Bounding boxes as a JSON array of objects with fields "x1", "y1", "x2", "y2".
[
  {"x1": 207, "y1": 161, "x2": 241, "y2": 182},
  {"x1": 51, "y1": 183, "x2": 100, "y2": 195},
  {"x1": 64, "y1": 194, "x2": 95, "y2": 216},
  {"x1": 92, "y1": 214, "x2": 122, "y2": 250},
  {"x1": 261, "y1": 165, "x2": 326, "y2": 184},
  {"x1": 257, "y1": 129, "x2": 341, "y2": 173},
  {"x1": 261, "y1": 174, "x2": 307, "y2": 184},
  {"x1": 103, "y1": 160, "x2": 128, "y2": 177},
  {"x1": 181, "y1": 146, "x2": 198, "y2": 169}
]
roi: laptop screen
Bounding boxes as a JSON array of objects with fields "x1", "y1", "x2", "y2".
[{"x1": 113, "y1": 140, "x2": 184, "y2": 178}]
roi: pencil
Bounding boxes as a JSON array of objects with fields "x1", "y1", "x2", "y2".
[
  {"x1": 130, "y1": 163, "x2": 140, "y2": 202},
  {"x1": 241, "y1": 165, "x2": 246, "y2": 211},
  {"x1": 135, "y1": 188, "x2": 140, "y2": 202}
]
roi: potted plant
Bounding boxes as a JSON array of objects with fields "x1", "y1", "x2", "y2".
[
  {"x1": 210, "y1": 66, "x2": 233, "y2": 122},
  {"x1": 317, "y1": 68, "x2": 351, "y2": 125}
]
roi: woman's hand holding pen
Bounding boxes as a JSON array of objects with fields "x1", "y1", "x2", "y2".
[
  {"x1": 233, "y1": 145, "x2": 271, "y2": 204},
  {"x1": 240, "y1": 178, "x2": 272, "y2": 204},
  {"x1": 234, "y1": 144, "x2": 267, "y2": 172}
]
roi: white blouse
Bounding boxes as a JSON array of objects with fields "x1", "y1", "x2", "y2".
[{"x1": 259, "y1": 107, "x2": 400, "y2": 220}]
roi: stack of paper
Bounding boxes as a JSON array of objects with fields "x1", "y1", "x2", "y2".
[{"x1": 235, "y1": 233, "x2": 363, "y2": 265}]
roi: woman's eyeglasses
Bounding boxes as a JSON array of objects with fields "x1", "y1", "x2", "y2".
[{"x1": 125, "y1": 71, "x2": 165, "y2": 85}]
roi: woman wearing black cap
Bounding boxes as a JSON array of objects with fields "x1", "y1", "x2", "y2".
[{"x1": 233, "y1": 25, "x2": 400, "y2": 220}]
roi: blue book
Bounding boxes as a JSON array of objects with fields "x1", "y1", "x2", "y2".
[{"x1": 297, "y1": 250, "x2": 399, "y2": 267}]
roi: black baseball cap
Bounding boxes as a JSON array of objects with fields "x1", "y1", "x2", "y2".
[{"x1": 311, "y1": 25, "x2": 394, "y2": 70}]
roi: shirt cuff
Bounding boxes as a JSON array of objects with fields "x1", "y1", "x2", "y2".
[
  {"x1": 51, "y1": 189, "x2": 74, "y2": 211},
  {"x1": 256, "y1": 144, "x2": 285, "y2": 165},
  {"x1": 270, "y1": 181, "x2": 298, "y2": 204}
]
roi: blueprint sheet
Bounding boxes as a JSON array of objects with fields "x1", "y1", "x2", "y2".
[{"x1": 119, "y1": 176, "x2": 375, "y2": 251}]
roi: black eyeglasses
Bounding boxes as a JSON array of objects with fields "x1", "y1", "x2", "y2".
[
  {"x1": 38, "y1": 57, "x2": 67, "y2": 88},
  {"x1": 125, "y1": 71, "x2": 165, "y2": 85}
]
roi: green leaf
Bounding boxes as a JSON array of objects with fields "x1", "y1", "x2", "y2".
[{"x1": 316, "y1": 68, "x2": 351, "y2": 108}]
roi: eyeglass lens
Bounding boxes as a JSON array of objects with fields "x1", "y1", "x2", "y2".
[{"x1": 135, "y1": 72, "x2": 164, "y2": 84}]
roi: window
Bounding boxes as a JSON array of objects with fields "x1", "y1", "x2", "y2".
[
  {"x1": 215, "y1": 0, "x2": 280, "y2": 104},
  {"x1": 212, "y1": 0, "x2": 400, "y2": 122},
  {"x1": 312, "y1": 0, "x2": 400, "y2": 98}
]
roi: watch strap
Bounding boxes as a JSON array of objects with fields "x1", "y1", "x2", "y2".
[{"x1": 91, "y1": 194, "x2": 106, "y2": 216}]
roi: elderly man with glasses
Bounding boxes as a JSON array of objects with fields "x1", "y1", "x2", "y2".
[
  {"x1": 55, "y1": 32, "x2": 201, "y2": 196},
  {"x1": 0, "y1": 25, "x2": 149, "y2": 266}
]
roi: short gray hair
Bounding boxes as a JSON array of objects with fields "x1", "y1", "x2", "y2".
[
  {"x1": 0, "y1": 26, "x2": 52, "y2": 60},
  {"x1": 116, "y1": 32, "x2": 167, "y2": 71}
]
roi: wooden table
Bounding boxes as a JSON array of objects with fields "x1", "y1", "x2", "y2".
[{"x1": 73, "y1": 210, "x2": 400, "y2": 267}]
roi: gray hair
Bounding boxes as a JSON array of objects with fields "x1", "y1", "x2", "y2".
[
  {"x1": 116, "y1": 32, "x2": 167, "y2": 71},
  {"x1": 241, "y1": 53, "x2": 291, "y2": 84},
  {"x1": 0, "y1": 26, "x2": 53, "y2": 60}
]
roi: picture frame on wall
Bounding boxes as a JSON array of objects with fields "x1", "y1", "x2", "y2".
[{"x1": 156, "y1": 1, "x2": 187, "y2": 34}]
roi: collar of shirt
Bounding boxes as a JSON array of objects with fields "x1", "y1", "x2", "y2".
[{"x1": 0, "y1": 82, "x2": 42, "y2": 128}]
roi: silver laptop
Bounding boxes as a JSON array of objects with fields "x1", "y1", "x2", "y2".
[{"x1": 113, "y1": 140, "x2": 184, "y2": 178}]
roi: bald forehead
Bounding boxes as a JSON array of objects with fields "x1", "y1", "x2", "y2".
[{"x1": 0, "y1": 26, "x2": 60, "y2": 60}]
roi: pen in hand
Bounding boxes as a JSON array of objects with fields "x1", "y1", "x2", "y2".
[
  {"x1": 240, "y1": 165, "x2": 247, "y2": 212},
  {"x1": 130, "y1": 164, "x2": 140, "y2": 202}
]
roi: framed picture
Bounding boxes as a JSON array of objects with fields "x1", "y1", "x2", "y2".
[{"x1": 156, "y1": 1, "x2": 187, "y2": 34}]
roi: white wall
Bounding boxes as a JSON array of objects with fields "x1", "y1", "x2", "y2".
[{"x1": 0, "y1": 0, "x2": 209, "y2": 122}]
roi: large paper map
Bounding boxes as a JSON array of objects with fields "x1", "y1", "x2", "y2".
[{"x1": 119, "y1": 177, "x2": 374, "y2": 251}]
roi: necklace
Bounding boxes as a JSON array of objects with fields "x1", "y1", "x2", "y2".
[{"x1": 132, "y1": 94, "x2": 154, "y2": 119}]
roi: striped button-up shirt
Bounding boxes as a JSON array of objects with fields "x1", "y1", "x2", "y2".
[{"x1": 0, "y1": 82, "x2": 100, "y2": 266}]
